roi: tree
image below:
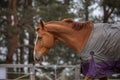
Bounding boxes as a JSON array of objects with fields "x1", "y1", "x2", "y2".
[
  {"x1": 100, "y1": 0, "x2": 120, "y2": 23},
  {"x1": 35, "y1": 0, "x2": 75, "y2": 21},
  {"x1": 71, "y1": 0, "x2": 95, "y2": 21},
  {"x1": 6, "y1": 0, "x2": 19, "y2": 63}
]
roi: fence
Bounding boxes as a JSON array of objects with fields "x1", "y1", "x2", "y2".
[
  {"x1": 0, "y1": 64, "x2": 81, "y2": 80},
  {"x1": 0, "y1": 64, "x2": 35, "y2": 80}
]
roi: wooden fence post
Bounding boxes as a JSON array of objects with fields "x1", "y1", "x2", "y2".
[
  {"x1": 30, "y1": 64, "x2": 35, "y2": 80},
  {"x1": 75, "y1": 64, "x2": 80, "y2": 80}
]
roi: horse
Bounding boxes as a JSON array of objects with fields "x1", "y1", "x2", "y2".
[{"x1": 34, "y1": 18, "x2": 120, "y2": 80}]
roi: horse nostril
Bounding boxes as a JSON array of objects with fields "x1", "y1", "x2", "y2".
[{"x1": 34, "y1": 54, "x2": 43, "y2": 62}]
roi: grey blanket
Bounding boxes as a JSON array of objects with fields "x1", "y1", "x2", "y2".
[{"x1": 79, "y1": 23, "x2": 120, "y2": 78}]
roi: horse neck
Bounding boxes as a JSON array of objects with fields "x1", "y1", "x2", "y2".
[{"x1": 53, "y1": 26, "x2": 92, "y2": 52}]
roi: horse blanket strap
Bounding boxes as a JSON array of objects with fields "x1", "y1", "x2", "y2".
[{"x1": 79, "y1": 23, "x2": 120, "y2": 78}]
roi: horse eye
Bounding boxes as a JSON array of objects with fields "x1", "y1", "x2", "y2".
[{"x1": 38, "y1": 36, "x2": 42, "y2": 40}]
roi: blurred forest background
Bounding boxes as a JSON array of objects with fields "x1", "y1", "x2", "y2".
[
  {"x1": 0, "y1": 0, "x2": 120, "y2": 79},
  {"x1": 0, "y1": 0, "x2": 120, "y2": 65}
]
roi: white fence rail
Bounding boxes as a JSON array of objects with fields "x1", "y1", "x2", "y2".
[
  {"x1": 0, "y1": 64, "x2": 81, "y2": 80},
  {"x1": 0, "y1": 64, "x2": 35, "y2": 80}
]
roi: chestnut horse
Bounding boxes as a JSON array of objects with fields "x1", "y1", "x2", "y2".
[{"x1": 34, "y1": 18, "x2": 120, "y2": 80}]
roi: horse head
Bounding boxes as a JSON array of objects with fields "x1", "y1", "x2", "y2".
[{"x1": 34, "y1": 20, "x2": 56, "y2": 62}]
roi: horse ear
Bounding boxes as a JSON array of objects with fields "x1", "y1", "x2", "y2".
[{"x1": 40, "y1": 20, "x2": 45, "y2": 29}]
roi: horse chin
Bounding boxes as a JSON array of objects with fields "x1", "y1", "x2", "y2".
[
  {"x1": 34, "y1": 52, "x2": 46, "y2": 63},
  {"x1": 35, "y1": 55, "x2": 45, "y2": 64}
]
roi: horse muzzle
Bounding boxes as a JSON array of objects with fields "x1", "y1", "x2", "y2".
[{"x1": 34, "y1": 53, "x2": 45, "y2": 63}]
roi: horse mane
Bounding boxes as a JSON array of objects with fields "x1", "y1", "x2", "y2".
[
  {"x1": 46, "y1": 18, "x2": 93, "y2": 30},
  {"x1": 62, "y1": 18, "x2": 93, "y2": 30}
]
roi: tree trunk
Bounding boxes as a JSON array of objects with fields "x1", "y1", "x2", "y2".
[
  {"x1": 103, "y1": 5, "x2": 115, "y2": 23},
  {"x1": 103, "y1": 5, "x2": 109, "y2": 23},
  {"x1": 28, "y1": 32, "x2": 34, "y2": 63},
  {"x1": 84, "y1": 0, "x2": 90, "y2": 21},
  {"x1": 80, "y1": 0, "x2": 90, "y2": 21},
  {"x1": 64, "y1": 0, "x2": 70, "y2": 5},
  {"x1": 23, "y1": 0, "x2": 34, "y2": 63},
  {"x1": 19, "y1": 32, "x2": 24, "y2": 72},
  {"x1": 6, "y1": 0, "x2": 19, "y2": 63}
]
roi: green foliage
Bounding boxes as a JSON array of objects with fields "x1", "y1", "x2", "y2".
[{"x1": 34, "y1": 0, "x2": 75, "y2": 21}]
